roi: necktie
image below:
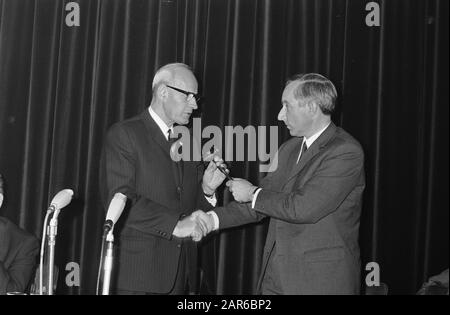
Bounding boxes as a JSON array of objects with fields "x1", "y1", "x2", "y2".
[
  {"x1": 296, "y1": 140, "x2": 308, "y2": 164},
  {"x1": 167, "y1": 129, "x2": 184, "y2": 183},
  {"x1": 167, "y1": 128, "x2": 174, "y2": 142}
]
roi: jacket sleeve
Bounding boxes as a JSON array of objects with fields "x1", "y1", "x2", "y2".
[
  {"x1": 0, "y1": 235, "x2": 39, "y2": 294},
  {"x1": 214, "y1": 200, "x2": 266, "y2": 230}
]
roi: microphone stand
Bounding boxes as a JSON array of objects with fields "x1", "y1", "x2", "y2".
[
  {"x1": 39, "y1": 209, "x2": 52, "y2": 295},
  {"x1": 47, "y1": 215, "x2": 58, "y2": 295},
  {"x1": 38, "y1": 189, "x2": 73, "y2": 295},
  {"x1": 97, "y1": 193, "x2": 126, "y2": 295},
  {"x1": 101, "y1": 230, "x2": 115, "y2": 295}
]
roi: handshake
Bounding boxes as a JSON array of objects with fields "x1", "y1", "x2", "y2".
[{"x1": 172, "y1": 210, "x2": 215, "y2": 242}]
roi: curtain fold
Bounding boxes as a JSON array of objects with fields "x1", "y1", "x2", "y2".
[{"x1": 0, "y1": 0, "x2": 447, "y2": 294}]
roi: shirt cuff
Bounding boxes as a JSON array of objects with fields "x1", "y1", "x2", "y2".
[
  {"x1": 207, "y1": 211, "x2": 220, "y2": 231},
  {"x1": 251, "y1": 188, "x2": 262, "y2": 209},
  {"x1": 204, "y1": 193, "x2": 217, "y2": 207}
]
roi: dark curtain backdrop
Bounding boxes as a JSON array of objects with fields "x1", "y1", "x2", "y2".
[{"x1": 0, "y1": 0, "x2": 447, "y2": 295}]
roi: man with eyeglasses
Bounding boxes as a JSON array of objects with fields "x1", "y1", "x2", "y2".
[{"x1": 99, "y1": 63, "x2": 227, "y2": 295}]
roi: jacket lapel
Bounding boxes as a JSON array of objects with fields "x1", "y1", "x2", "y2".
[
  {"x1": 140, "y1": 110, "x2": 182, "y2": 187},
  {"x1": 284, "y1": 123, "x2": 337, "y2": 185}
]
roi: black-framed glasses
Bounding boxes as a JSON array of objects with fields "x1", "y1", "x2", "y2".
[{"x1": 166, "y1": 85, "x2": 202, "y2": 103}]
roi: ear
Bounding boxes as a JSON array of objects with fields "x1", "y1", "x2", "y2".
[
  {"x1": 307, "y1": 101, "x2": 318, "y2": 115},
  {"x1": 156, "y1": 84, "x2": 168, "y2": 101}
]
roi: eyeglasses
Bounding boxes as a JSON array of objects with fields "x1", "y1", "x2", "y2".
[{"x1": 166, "y1": 85, "x2": 202, "y2": 103}]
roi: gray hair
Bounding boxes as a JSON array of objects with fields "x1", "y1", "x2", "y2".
[{"x1": 286, "y1": 73, "x2": 337, "y2": 115}]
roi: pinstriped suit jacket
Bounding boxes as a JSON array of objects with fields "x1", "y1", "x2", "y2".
[
  {"x1": 99, "y1": 110, "x2": 213, "y2": 293},
  {"x1": 215, "y1": 123, "x2": 365, "y2": 294},
  {"x1": 0, "y1": 217, "x2": 39, "y2": 294}
]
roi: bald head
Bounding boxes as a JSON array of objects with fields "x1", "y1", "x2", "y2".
[
  {"x1": 150, "y1": 63, "x2": 199, "y2": 126},
  {"x1": 152, "y1": 63, "x2": 195, "y2": 92}
]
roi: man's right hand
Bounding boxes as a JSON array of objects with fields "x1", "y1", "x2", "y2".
[
  {"x1": 191, "y1": 210, "x2": 215, "y2": 234},
  {"x1": 172, "y1": 211, "x2": 216, "y2": 241},
  {"x1": 172, "y1": 215, "x2": 206, "y2": 242}
]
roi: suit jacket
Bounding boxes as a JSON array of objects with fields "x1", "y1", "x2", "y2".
[
  {"x1": 215, "y1": 123, "x2": 365, "y2": 294},
  {"x1": 0, "y1": 217, "x2": 39, "y2": 294},
  {"x1": 100, "y1": 110, "x2": 213, "y2": 293}
]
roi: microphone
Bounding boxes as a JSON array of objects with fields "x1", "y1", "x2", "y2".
[
  {"x1": 98, "y1": 193, "x2": 126, "y2": 295},
  {"x1": 44, "y1": 188, "x2": 73, "y2": 295},
  {"x1": 104, "y1": 193, "x2": 127, "y2": 233},
  {"x1": 49, "y1": 189, "x2": 74, "y2": 219}
]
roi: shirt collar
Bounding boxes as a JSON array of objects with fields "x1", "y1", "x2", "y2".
[
  {"x1": 303, "y1": 122, "x2": 331, "y2": 148},
  {"x1": 148, "y1": 106, "x2": 173, "y2": 140}
]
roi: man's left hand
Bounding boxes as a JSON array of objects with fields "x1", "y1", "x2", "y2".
[
  {"x1": 226, "y1": 178, "x2": 257, "y2": 203},
  {"x1": 202, "y1": 155, "x2": 228, "y2": 195}
]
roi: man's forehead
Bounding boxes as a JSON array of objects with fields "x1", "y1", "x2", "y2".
[{"x1": 282, "y1": 81, "x2": 299, "y2": 100}]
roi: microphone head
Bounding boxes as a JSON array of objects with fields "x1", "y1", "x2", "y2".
[
  {"x1": 105, "y1": 193, "x2": 127, "y2": 226},
  {"x1": 50, "y1": 189, "x2": 74, "y2": 212}
]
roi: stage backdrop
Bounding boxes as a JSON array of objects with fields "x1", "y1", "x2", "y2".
[{"x1": 0, "y1": 0, "x2": 448, "y2": 294}]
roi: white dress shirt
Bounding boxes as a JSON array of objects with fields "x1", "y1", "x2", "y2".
[{"x1": 149, "y1": 106, "x2": 172, "y2": 140}]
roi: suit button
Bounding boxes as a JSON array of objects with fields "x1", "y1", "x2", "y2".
[
  {"x1": 177, "y1": 187, "x2": 182, "y2": 193},
  {"x1": 177, "y1": 244, "x2": 181, "y2": 248}
]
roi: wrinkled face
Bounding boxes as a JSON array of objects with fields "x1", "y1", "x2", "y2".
[
  {"x1": 163, "y1": 70, "x2": 198, "y2": 125},
  {"x1": 278, "y1": 81, "x2": 313, "y2": 137}
]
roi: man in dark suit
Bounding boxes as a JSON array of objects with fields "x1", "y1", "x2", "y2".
[
  {"x1": 100, "y1": 63, "x2": 226, "y2": 295},
  {"x1": 0, "y1": 175, "x2": 39, "y2": 294},
  {"x1": 202, "y1": 73, "x2": 365, "y2": 294}
]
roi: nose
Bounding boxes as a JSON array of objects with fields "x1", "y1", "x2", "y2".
[
  {"x1": 187, "y1": 94, "x2": 198, "y2": 110},
  {"x1": 189, "y1": 99, "x2": 198, "y2": 110},
  {"x1": 278, "y1": 106, "x2": 286, "y2": 121}
]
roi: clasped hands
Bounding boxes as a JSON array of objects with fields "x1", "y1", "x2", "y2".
[
  {"x1": 172, "y1": 210, "x2": 215, "y2": 242},
  {"x1": 172, "y1": 178, "x2": 258, "y2": 242}
]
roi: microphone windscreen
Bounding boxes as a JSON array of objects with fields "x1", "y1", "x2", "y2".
[
  {"x1": 50, "y1": 189, "x2": 74, "y2": 211},
  {"x1": 105, "y1": 193, "x2": 127, "y2": 225}
]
